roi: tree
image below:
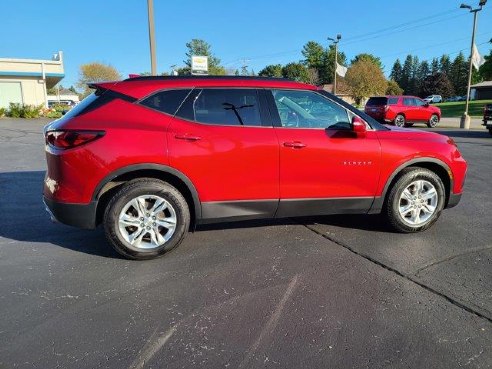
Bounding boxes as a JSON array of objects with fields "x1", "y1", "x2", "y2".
[
  {"x1": 77, "y1": 63, "x2": 121, "y2": 96},
  {"x1": 479, "y1": 48, "x2": 492, "y2": 80},
  {"x1": 400, "y1": 55, "x2": 413, "y2": 93},
  {"x1": 420, "y1": 72, "x2": 454, "y2": 98},
  {"x1": 351, "y1": 53, "x2": 383, "y2": 71},
  {"x1": 307, "y1": 68, "x2": 319, "y2": 85},
  {"x1": 281, "y1": 62, "x2": 309, "y2": 83},
  {"x1": 301, "y1": 41, "x2": 346, "y2": 84},
  {"x1": 431, "y1": 58, "x2": 439, "y2": 75},
  {"x1": 416, "y1": 60, "x2": 430, "y2": 95},
  {"x1": 345, "y1": 59, "x2": 387, "y2": 105},
  {"x1": 302, "y1": 41, "x2": 325, "y2": 70},
  {"x1": 258, "y1": 64, "x2": 283, "y2": 78},
  {"x1": 451, "y1": 52, "x2": 468, "y2": 95},
  {"x1": 439, "y1": 54, "x2": 452, "y2": 76},
  {"x1": 386, "y1": 80, "x2": 403, "y2": 95},
  {"x1": 182, "y1": 39, "x2": 225, "y2": 75},
  {"x1": 390, "y1": 59, "x2": 403, "y2": 86}
]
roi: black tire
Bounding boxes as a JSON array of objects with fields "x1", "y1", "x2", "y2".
[
  {"x1": 394, "y1": 114, "x2": 405, "y2": 127},
  {"x1": 427, "y1": 114, "x2": 439, "y2": 128},
  {"x1": 384, "y1": 167, "x2": 445, "y2": 233},
  {"x1": 103, "y1": 178, "x2": 190, "y2": 260}
]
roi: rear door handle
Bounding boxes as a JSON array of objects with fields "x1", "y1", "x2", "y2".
[
  {"x1": 283, "y1": 141, "x2": 306, "y2": 149},
  {"x1": 175, "y1": 134, "x2": 201, "y2": 142}
]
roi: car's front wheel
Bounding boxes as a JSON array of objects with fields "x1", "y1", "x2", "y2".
[
  {"x1": 103, "y1": 178, "x2": 190, "y2": 260},
  {"x1": 384, "y1": 167, "x2": 445, "y2": 233},
  {"x1": 394, "y1": 114, "x2": 406, "y2": 127},
  {"x1": 427, "y1": 114, "x2": 439, "y2": 128}
]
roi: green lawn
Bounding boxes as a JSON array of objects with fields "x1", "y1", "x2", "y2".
[{"x1": 434, "y1": 99, "x2": 492, "y2": 118}]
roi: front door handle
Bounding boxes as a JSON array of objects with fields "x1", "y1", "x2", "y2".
[
  {"x1": 283, "y1": 141, "x2": 306, "y2": 149},
  {"x1": 175, "y1": 134, "x2": 202, "y2": 142}
]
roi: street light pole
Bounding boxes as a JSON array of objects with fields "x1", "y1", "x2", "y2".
[
  {"x1": 328, "y1": 34, "x2": 341, "y2": 95},
  {"x1": 459, "y1": 1, "x2": 486, "y2": 129},
  {"x1": 147, "y1": 0, "x2": 157, "y2": 75}
]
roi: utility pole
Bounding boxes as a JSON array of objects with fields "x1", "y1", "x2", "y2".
[
  {"x1": 459, "y1": 0, "x2": 487, "y2": 129},
  {"x1": 147, "y1": 0, "x2": 157, "y2": 75},
  {"x1": 328, "y1": 34, "x2": 341, "y2": 95}
]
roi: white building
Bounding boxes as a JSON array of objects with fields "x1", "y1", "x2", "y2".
[{"x1": 0, "y1": 51, "x2": 64, "y2": 109}]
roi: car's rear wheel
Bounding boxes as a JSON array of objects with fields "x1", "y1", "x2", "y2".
[
  {"x1": 427, "y1": 114, "x2": 439, "y2": 128},
  {"x1": 394, "y1": 114, "x2": 405, "y2": 127},
  {"x1": 384, "y1": 167, "x2": 445, "y2": 233},
  {"x1": 103, "y1": 178, "x2": 190, "y2": 260}
]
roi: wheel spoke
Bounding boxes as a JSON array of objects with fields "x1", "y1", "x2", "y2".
[
  {"x1": 410, "y1": 208, "x2": 421, "y2": 224},
  {"x1": 119, "y1": 213, "x2": 140, "y2": 227},
  {"x1": 400, "y1": 204, "x2": 413, "y2": 215},
  {"x1": 129, "y1": 228, "x2": 146, "y2": 246},
  {"x1": 151, "y1": 198, "x2": 167, "y2": 214},
  {"x1": 149, "y1": 228, "x2": 165, "y2": 246},
  {"x1": 423, "y1": 203, "x2": 436, "y2": 214},
  {"x1": 402, "y1": 189, "x2": 413, "y2": 201},
  {"x1": 422, "y1": 187, "x2": 437, "y2": 200},
  {"x1": 156, "y1": 217, "x2": 176, "y2": 229}
]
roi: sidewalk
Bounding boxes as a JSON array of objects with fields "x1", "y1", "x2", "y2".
[{"x1": 439, "y1": 117, "x2": 485, "y2": 130}]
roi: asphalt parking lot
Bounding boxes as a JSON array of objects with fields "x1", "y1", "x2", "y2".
[{"x1": 1, "y1": 118, "x2": 491, "y2": 368}]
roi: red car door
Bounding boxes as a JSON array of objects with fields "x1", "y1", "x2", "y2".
[
  {"x1": 414, "y1": 97, "x2": 431, "y2": 121},
  {"x1": 402, "y1": 97, "x2": 417, "y2": 121},
  {"x1": 168, "y1": 88, "x2": 279, "y2": 221},
  {"x1": 267, "y1": 89, "x2": 381, "y2": 217}
]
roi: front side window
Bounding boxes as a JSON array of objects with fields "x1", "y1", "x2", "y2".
[
  {"x1": 140, "y1": 89, "x2": 191, "y2": 115},
  {"x1": 272, "y1": 89, "x2": 351, "y2": 129},
  {"x1": 415, "y1": 98, "x2": 426, "y2": 106},
  {"x1": 182, "y1": 89, "x2": 261, "y2": 126},
  {"x1": 388, "y1": 97, "x2": 399, "y2": 105}
]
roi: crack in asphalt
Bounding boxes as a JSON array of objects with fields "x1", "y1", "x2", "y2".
[
  {"x1": 302, "y1": 223, "x2": 492, "y2": 324},
  {"x1": 414, "y1": 244, "x2": 492, "y2": 276}
]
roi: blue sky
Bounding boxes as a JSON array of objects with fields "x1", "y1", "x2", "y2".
[{"x1": 1, "y1": 0, "x2": 491, "y2": 88}]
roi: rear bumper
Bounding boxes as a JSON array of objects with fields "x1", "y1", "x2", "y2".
[
  {"x1": 43, "y1": 196, "x2": 97, "y2": 229},
  {"x1": 446, "y1": 193, "x2": 462, "y2": 209}
]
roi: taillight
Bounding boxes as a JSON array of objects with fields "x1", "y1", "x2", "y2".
[
  {"x1": 45, "y1": 130, "x2": 104, "y2": 149},
  {"x1": 384, "y1": 105, "x2": 389, "y2": 112}
]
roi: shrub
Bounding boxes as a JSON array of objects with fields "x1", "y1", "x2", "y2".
[
  {"x1": 7, "y1": 103, "x2": 43, "y2": 118},
  {"x1": 0, "y1": 107, "x2": 5, "y2": 118}
]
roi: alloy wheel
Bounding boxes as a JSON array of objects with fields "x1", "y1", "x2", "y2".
[{"x1": 398, "y1": 180, "x2": 438, "y2": 226}]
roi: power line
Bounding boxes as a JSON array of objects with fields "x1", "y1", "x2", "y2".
[{"x1": 343, "y1": 8, "x2": 460, "y2": 43}]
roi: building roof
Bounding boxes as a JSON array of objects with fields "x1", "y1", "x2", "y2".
[{"x1": 471, "y1": 81, "x2": 492, "y2": 88}]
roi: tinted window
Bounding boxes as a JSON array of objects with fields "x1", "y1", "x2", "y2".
[
  {"x1": 188, "y1": 89, "x2": 261, "y2": 126},
  {"x1": 272, "y1": 89, "x2": 351, "y2": 129},
  {"x1": 366, "y1": 97, "x2": 388, "y2": 106},
  {"x1": 140, "y1": 89, "x2": 191, "y2": 115},
  {"x1": 415, "y1": 98, "x2": 426, "y2": 106},
  {"x1": 403, "y1": 98, "x2": 414, "y2": 106},
  {"x1": 388, "y1": 98, "x2": 399, "y2": 105}
]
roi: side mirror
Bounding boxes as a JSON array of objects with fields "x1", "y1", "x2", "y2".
[
  {"x1": 424, "y1": 102, "x2": 429, "y2": 107},
  {"x1": 352, "y1": 116, "x2": 367, "y2": 137}
]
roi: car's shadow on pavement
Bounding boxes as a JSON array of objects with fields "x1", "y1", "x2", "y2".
[{"x1": 1, "y1": 170, "x2": 389, "y2": 259}]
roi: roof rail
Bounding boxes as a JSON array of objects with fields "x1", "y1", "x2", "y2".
[{"x1": 123, "y1": 75, "x2": 293, "y2": 82}]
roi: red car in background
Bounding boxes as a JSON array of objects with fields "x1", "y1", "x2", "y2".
[{"x1": 365, "y1": 96, "x2": 441, "y2": 128}]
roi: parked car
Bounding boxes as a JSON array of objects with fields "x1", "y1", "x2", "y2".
[
  {"x1": 483, "y1": 103, "x2": 492, "y2": 136},
  {"x1": 423, "y1": 95, "x2": 442, "y2": 104},
  {"x1": 365, "y1": 95, "x2": 441, "y2": 128},
  {"x1": 43, "y1": 77, "x2": 467, "y2": 260}
]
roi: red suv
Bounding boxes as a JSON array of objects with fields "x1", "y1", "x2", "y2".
[
  {"x1": 43, "y1": 77, "x2": 466, "y2": 260},
  {"x1": 365, "y1": 95, "x2": 441, "y2": 128}
]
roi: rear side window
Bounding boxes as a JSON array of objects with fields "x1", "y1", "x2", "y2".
[
  {"x1": 403, "y1": 98, "x2": 414, "y2": 106},
  {"x1": 366, "y1": 97, "x2": 387, "y2": 106},
  {"x1": 388, "y1": 98, "x2": 399, "y2": 105},
  {"x1": 176, "y1": 88, "x2": 262, "y2": 126},
  {"x1": 140, "y1": 89, "x2": 191, "y2": 115}
]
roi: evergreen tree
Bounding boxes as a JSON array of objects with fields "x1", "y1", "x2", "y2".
[
  {"x1": 400, "y1": 55, "x2": 413, "y2": 93},
  {"x1": 390, "y1": 59, "x2": 403, "y2": 87},
  {"x1": 417, "y1": 60, "x2": 430, "y2": 95},
  {"x1": 431, "y1": 58, "x2": 439, "y2": 75},
  {"x1": 451, "y1": 52, "x2": 468, "y2": 95},
  {"x1": 439, "y1": 55, "x2": 452, "y2": 76}
]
